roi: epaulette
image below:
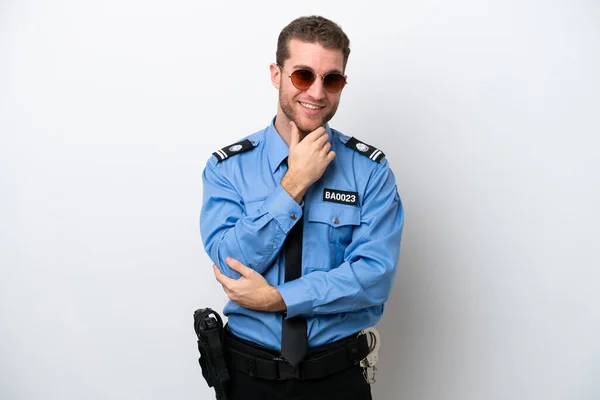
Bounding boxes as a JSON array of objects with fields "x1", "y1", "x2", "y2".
[
  {"x1": 344, "y1": 137, "x2": 385, "y2": 163},
  {"x1": 212, "y1": 139, "x2": 255, "y2": 163}
]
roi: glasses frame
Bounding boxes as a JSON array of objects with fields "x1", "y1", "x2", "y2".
[{"x1": 277, "y1": 63, "x2": 348, "y2": 94}]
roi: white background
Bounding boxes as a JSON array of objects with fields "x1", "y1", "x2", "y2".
[{"x1": 1, "y1": 1, "x2": 599, "y2": 399}]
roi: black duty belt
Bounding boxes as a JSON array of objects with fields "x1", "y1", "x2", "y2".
[{"x1": 224, "y1": 327, "x2": 370, "y2": 380}]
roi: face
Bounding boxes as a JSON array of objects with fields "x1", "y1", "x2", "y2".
[{"x1": 271, "y1": 39, "x2": 346, "y2": 135}]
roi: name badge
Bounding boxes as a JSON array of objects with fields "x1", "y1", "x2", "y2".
[{"x1": 323, "y1": 188, "x2": 358, "y2": 205}]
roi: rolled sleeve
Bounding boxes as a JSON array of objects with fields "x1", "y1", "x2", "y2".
[{"x1": 277, "y1": 279, "x2": 314, "y2": 318}]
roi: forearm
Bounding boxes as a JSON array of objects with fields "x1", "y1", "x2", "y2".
[
  {"x1": 278, "y1": 164, "x2": 404, "y2": 317},
  {"x1": 277, "y1": 237, "x2": 401, "y2": 317},
  {"x1": 264, "y1": 287, "x2": 287, "y2": 312},
  {"x1": 202, "y1": 184, "x2": 303, "y2": 278}
]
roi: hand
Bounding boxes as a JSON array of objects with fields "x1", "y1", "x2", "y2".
[
  {"x1": 213, "y1": 257, "x2": 286, "y2": 312},
  {"x1": 282, "y1": 121, "x2": 336, "y2": 203}
]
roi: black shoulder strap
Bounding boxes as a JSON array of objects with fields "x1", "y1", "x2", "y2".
[
  {"x1": 213, "y1": 139, "x2": 255, "y2": 163},
  {"x1": 344, "y1": 137, "x2": 385, "y2": 163}
]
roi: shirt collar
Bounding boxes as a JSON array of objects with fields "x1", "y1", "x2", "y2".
[
  {"x1": 266, "y1": 117, "x2": 289, "y2": 173},
  {"x1": 266, "y1": 116, "x2": 334, "y2": 173}
]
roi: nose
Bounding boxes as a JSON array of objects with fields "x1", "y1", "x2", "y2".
[{"x1": 306, "y1": 76, "x2": 326, "y2": 101}]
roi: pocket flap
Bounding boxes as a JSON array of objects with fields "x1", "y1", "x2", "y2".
[{"x1": 307, "y1": 202, "x2": 361, "y2": 227}]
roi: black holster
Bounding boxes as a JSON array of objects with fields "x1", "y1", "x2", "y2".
[{"x1": 193, "y1": 308, "x2": 229, "y2": 400}]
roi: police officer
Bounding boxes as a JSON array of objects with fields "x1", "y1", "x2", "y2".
[{"x1": 200, "y1": 15, "x2": 404, "y2": 400}]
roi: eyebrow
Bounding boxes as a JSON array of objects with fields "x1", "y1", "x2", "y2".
[{"x1": 292, "y1": 64, "x2": 344, "y2": 75}]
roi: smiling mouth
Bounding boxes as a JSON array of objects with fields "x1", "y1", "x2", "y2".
[{"x1": 299, "y1": 101, "x2": 325, "y2": 110}]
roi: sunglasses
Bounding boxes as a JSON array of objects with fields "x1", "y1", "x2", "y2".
[{"x1": 277, "y1": 64, "x2": 347, "y2": 94}]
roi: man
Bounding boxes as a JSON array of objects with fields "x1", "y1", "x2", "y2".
[{"x1": 200, "y1": 15, "x2": 403, "y2": 400}]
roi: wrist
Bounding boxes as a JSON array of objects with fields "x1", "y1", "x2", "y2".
[
  {"x1": 265, "y1": 287, "x2": 287, "y2": 312},
  {"x1": 281, "y1": 170, "x2": 308, "y2": 204}
]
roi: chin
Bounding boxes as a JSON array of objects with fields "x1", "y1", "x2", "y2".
[
  {"x1": 296, "y1": 119, "x2": 323, "y2": 133},
  {"x1": 296, "y1": 111, "x2": 327, "y2": 127}
]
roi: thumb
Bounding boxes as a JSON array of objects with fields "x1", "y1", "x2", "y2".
[
  {"x1": 289, "y1": 120, "x2": 300, "y2": 148},
  {"x1": 225, "y1": 257, "x2": 253, "y2": 278}
]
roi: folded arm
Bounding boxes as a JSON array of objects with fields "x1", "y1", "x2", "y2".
[
  {"x1": 200, "y1": 161, "x2": 302, "y2": 278},
  {"x1": 277, "y1": 161, "x2": 404, "y2": 317}
]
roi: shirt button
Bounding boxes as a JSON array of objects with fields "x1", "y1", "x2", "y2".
[
  {"x1": 333, "y1": 217, "x2": 339, "y2": 224},
  {"x1": 290, "y1": 213, "x2": 297, "y2": 220}
]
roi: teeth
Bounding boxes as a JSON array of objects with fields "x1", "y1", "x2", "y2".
[{"x1": 300, "y1": 102, "x2": 322, "y2": 110}]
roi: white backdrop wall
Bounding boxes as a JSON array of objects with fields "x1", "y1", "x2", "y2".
[{"x1": 1, "y1": 1, "x2": 599, "y2": 399}]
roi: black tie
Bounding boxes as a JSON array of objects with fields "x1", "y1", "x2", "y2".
[{"x1": 280, "y1": 212, "x2": 308, "y2": 367}]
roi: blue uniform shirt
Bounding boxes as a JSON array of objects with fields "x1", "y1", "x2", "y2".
[{"x1": 200, "y1": 118, "x2": 404, "y2": 349}]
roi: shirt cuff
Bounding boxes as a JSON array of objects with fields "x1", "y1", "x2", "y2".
[
  {"x1": 277, "y1": 279, "x2": 313, "y2": 318},
  {"x1": 261, "y1": 184, "x2": 303, "y2": 233}
]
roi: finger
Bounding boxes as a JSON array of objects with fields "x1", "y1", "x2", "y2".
[
  {"x1": 225, "y1": 257, "x2": 253, "y2": 277},
  {"x1": 314, "y1": 133, "x2": 329, "y2": 149},
  {"x1": 321, "y1": 141, "x2": 331, "y2": 154},
  {"x1": 213, "y1": 264, "x2": 232, "y2": 286},
  {"x1": 213, "y1": 264, "x2": 224, "y2": 281},
  {"x1": 219, "y1": 283, "x2": 229, "y2": 295},
  {"x1": 326, "y1": 150, "x2": 336, "y2": 163},
  {"x1": 305, "y1": 126, "x2": 327, "y2": 142},
  {"x1": 289, "y1": 121, "x2": 300, "y2": 148}
]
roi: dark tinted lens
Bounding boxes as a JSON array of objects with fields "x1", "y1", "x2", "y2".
[
  {"x1": 290, "y1": 70, "x2": 315, "y2": 90},
  {"x1": 323, "y1": 73, "x2": 346, "y2": 93}
]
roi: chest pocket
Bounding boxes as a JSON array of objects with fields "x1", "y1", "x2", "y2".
[{"x1": 307, "y1": 202, "x2": 361, "y2": 246}]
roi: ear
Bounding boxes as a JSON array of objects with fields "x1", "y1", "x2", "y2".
[{"x1": 270, "y1": 63, "x2": 281, "y2": 89}]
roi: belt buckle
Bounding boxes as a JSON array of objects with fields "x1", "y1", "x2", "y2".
[{"x1": 275, "y1": 357, "x2": 302, "y2": 380}]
